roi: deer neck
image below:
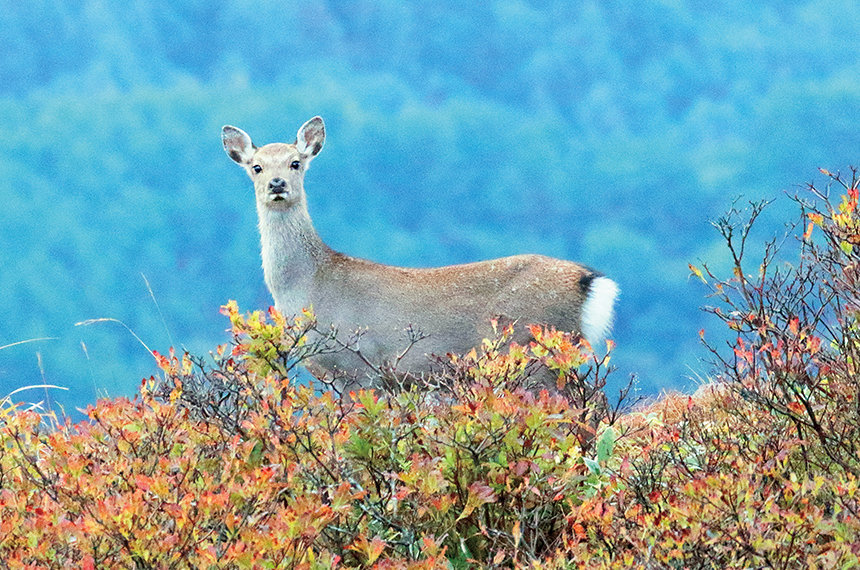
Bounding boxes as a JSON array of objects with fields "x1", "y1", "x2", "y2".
[{"x1": 257, "y1": 203, "x2": 329, "y2": 314}]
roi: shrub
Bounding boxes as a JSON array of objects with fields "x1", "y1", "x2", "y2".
[
  {"x1": 565, "y1": 168, "x2": 860, "y2": 568},
  {"x1": 0, "y1": 302, "x2": 629, "y2": 568}
]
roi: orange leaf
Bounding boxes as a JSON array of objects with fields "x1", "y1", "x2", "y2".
[
  {"x1": 512, "y1": 520, "x2": 522, "y2": 548},
  {"x1": 789, "y1": 317, "x2": 800, "y2": 335}
]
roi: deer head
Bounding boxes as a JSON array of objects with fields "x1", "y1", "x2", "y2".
[{"x1": 222, "y1": 117, "x2": 326, "y2": 211}]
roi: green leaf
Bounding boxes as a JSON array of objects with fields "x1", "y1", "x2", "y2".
[
  {"x1": 584, "y1": 457, "x2": 602, "y2": 475},
  {"x1": 248, "y1": 440, "x2": 265, "y2": 466},
  {"x1": 348, "y1": 434, "x2": 373, "y2": 459},
  {"x1": 596, "y1": 426, "x2": 617, "y2": 463}
]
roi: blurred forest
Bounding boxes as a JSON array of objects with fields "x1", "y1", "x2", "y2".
[{"x1": 0, "y1": 0, "x2": 857, "y2": 414}]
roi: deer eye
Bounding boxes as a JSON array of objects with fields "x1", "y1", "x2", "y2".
[
  {"x1": 252, "y1": 165, "x2": 262, "y2": 174},
  {"x1": 290, "y1": 160, "x2": 301, "y2": 170}
]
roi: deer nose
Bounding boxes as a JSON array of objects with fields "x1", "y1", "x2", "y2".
[{"x1": 268, "y1": 177, "x2": 287, "y2": 193}]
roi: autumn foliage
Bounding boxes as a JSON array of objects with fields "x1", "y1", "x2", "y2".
[{"x1": 2, "y1": 169, "x2": 860, "y2": 568}]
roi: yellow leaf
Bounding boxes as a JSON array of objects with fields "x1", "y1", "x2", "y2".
[
  {"x1": 366, "y1": 537, "x2": 385, "y2": 565},
  {"x1": 349, "y1": 536, "x2": 386, "y2": 565},
  {"x1": 688, "y1": 264, "x2": 707, "y2": 283}
]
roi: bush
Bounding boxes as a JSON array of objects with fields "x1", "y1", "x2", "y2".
[
  {"x1": 569, "y1": 168, "x2": 860, "y2": 568},
  {"x1": 0, "y1": 302, "x2": 629, "y2": 568},
  {"x1": 2, "y1": 169, "x2": 859, "y2": 568}
]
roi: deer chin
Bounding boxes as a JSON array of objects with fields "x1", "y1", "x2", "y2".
[{"x1": 265, "y1": 193, "x2": 295, "y2": 208}]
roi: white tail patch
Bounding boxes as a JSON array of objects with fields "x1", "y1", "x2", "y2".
[{"x1": 581, "y1": 276, "x2": 619, "y2": 346}]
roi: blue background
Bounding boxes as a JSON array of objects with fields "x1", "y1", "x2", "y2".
[{"x1": 1, "y1": 1, "x2": 857, "y2": 415}]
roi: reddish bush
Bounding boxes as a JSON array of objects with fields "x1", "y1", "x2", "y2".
[
  {"x1": 1, "y1": 304, "x2": 627, "y2": 568},
  {"x1": 566, "y1": 169, "x2": 860, "y2": 568}
]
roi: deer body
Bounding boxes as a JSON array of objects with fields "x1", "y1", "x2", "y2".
[{"x1": 223, "y1": 117, "x2": 618, "y2": 382}]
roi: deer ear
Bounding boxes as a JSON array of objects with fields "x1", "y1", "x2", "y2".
[
  {"x1": 222, "y1": 125, "x2": 255, "y2": 165},
  {"x1": 296, "y1": 116, "x2": 325, "y2": 158}
]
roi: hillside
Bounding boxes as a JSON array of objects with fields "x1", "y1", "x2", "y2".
[
  {"x1": 2, "y1": 1, "x2": 859, "y2": 414},
  {"x1": 1, "y1": 171, "x2": 858, "y2": 567}
]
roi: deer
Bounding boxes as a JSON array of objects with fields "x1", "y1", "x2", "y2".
[{"x1": 222, "y1": 116, "x2": 619, "y2": 387}]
